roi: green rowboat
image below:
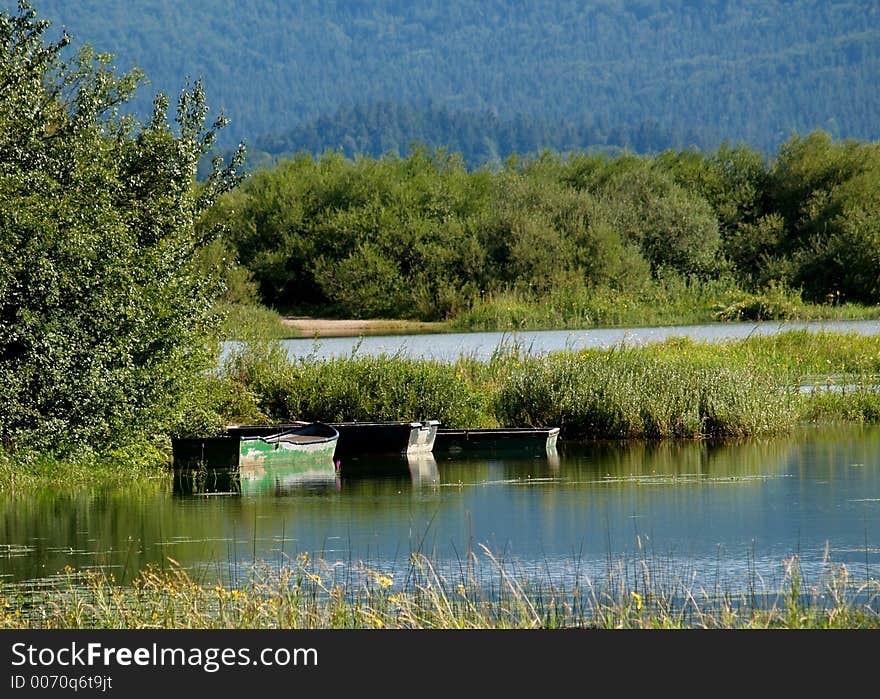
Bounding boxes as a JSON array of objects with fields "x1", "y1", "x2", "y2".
[{"x1": 171, "y1": 422, "x2": 339, "y2": 471}]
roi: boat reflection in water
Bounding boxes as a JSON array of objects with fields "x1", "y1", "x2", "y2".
[
  {"x1": 174, "y1": 453, "x2": 439, "y2": 496},
  {"x1": 405, "y1": 452, "x2": 440, "y2": 486},
  {"x1": 173, "y1": 460, "x2": 340, "y2": 497},
  {"x1": 239, "y1": 460, "x2": 340, "y2": 495},
  {"x1": 336, "y1": 452, "x2": 440, "y2": 487}
]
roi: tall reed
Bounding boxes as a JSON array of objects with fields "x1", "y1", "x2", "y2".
[
  {"x1": 494, "y1": 350, "x2": 798, "y2": 439},
  {"x1": 3, "y1": 549, "x2": 878, "y2": 629}
]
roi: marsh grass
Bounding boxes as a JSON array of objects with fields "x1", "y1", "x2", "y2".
[
  {"x1": 451, "y1": 281, "x2": 736, "y2": 331},
  {"x1": 639, "y1": 331, "x2": 880, "y2": 380},
  {"x1": 450, "y1": 279, "x2": 880, "y2": 332},
  {"x1": 800, "y1": 380, "x2": 880, "y2": 424},
  {"x1": 3, "y1": 547, "x2": 879, "y2": 629},
  {"x1": 215, "y1": 302, "x2": 294, "y2": 340},
  {"x1": 205, "y1": 331, "x2": 880, "y2": 441},
  {"x1": 221, "y1": 341, "x2": 492, "y2": 428},
  {"x1": 493, "y1": 350, "x2": 798, "y2": 439}
]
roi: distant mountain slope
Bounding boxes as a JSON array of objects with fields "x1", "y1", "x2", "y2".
[
  {"x1": 23, "y1": 0, "x2": 880, "y2": 156},
  {"x1": 245, "y1": 102, "x2": 717, "y2": 169}
]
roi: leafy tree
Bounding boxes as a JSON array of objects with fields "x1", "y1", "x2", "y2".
[
  {"x1": 0, "y1": 2, "x2": 243, "y2": 454},
  {"x1": 215, "y1": 132, "x2": 879, "y2": 321},
  {"x1": 768, "y1": 131, "x2": 880, "y2": 302},
  {"x1": 572, "y1": 157, "x2": 722, "y2": 278}
]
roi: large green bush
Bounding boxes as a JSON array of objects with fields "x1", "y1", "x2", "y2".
[{"x1": 0, "y1": 3, "x2": 242, "y2": 454}]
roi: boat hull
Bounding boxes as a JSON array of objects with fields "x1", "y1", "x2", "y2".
[
  {"x1": 331, "y1": 420, "x2": 439, "y2": 456},
  {"x1": 225, "y1": 420, "x2": 439, "y2": 457},
  {"x1": 172, "y1": 422, "x2": 339, "y2": 470},
  {"x1": 433, "y1": 427, "x2": 560, "y2": 455}
]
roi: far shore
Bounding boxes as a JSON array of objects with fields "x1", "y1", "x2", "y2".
[{"x1": 281, "y1": 316, "x2": 447, "y2": 337}]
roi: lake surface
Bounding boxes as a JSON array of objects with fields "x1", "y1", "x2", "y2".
[
  {"x1": 3, "y1": 424, "x2": 880, "y2": 598},
  {"x1": 266, "y1": 319, "x2": 880, "y2": 362}
]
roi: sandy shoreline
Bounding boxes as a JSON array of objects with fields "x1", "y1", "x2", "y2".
[{"x1": 281, "y1": 316, "x2": 446, "y2": 337}]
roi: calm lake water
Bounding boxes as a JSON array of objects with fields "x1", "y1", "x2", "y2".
[
  {"x1": 3, "y1": 424, "x2": 880, "y2": 596},
  {"x1": 267, "y1": 319, "x2": 880, "y2": 362}
]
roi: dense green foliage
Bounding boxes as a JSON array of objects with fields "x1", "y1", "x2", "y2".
[
  {"x1": 25, "y1": 0, "x2": 880, "y2": 160},
  {"x1": 214, "y1": 133, "x2": 880, "y2": 321},
  {"x1": 0, "y1": 3, "x2": 242, "y2": 455},
  {"x1": 188, "y1": 332, "x2": 880, "y2": 442}
]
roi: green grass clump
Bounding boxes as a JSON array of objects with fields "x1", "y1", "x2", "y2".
[
  {"x1": 451, "y1": 277, "x2": 742, "y2": 331},
  {"x1": 222, "y1": 341, "x2": 491, "y2": 428},
  {"x1": 800, "y1": 381, "x2": 880, "y2": 424},
  {"x1": 214, "y1": 302, "x2": 295, "y2": 340},
  {"x1": 494, "y1": 350, "x2": 797, "y2": 439},
  {"x1": 627, "y1": 331, "x2": 880, "y2": 382}
]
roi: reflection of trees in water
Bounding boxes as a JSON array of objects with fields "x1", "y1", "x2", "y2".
[
  {"x1": 0, "y1": 479, "x2": 170, "y2": 584},
  {"x1": 0, "y1": 478, "x2": 322, "y2": 585},
  {"x1": 560, "y1": 435, "x2": 798, "y2": 483},
  {"x1": 5, "y1": 425, "x2": 880, "y2": 587},
  {"x1": 787, "y1": 425, "x2": 880, "y2": 484}
]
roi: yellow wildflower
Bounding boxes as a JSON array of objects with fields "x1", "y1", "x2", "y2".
[{"x1": 631, "y1": 591, "x2": 643, "y2": 611}]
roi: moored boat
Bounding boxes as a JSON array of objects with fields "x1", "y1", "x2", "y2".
[
  {"x1": 171, "y1": 421, "x2": 339, "y2": 470},
  {"x1": 224, "y1": 420, "x2": 440, "y2": 457},
  {"x1": 330, "y1": 420, "x2": 440, "y2": 456},
  {"x1": 433, "y1": 426, "x2": 560, "y2": 456}
]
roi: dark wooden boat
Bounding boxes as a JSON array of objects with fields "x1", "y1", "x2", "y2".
[
  {"x1": 329, "y1": 420, "x2": 440, "y2": 456},
  {"x1": 433, "y1": 427, "x2": 560, "y2": 455},
  {"x1": 224, "y1": 420, "x2": 440, "y2": 457}
]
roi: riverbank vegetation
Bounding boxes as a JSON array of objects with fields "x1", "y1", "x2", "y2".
[
  {"x1": 209, "y1": 132, "x2": 880, "y2": 329},
  {"x1": 2, "y1": 3, "x2": 880, "y2": 476},
  {"x1": 0, "y1": 4, "x2": 242, "y2": 459},
  {"x1": 0, "y1": 439, "x2": 167, "y2": 493},
  {"x1": 4, "y1": 329, "x2": 879, "y2": 492},
  {"x1": 175, "y1": 330, "x2": 880, "y2": 444},
  {"x1": 3, "y1": 551, "x2": 878, "y2": 629},
  {"x1": 450, "y1": 279, "x2": 880, "y2": 332}
]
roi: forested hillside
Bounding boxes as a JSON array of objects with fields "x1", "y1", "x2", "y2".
[{"x1": 25, "y1": 0, "x2": 880, "y2": 161}]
